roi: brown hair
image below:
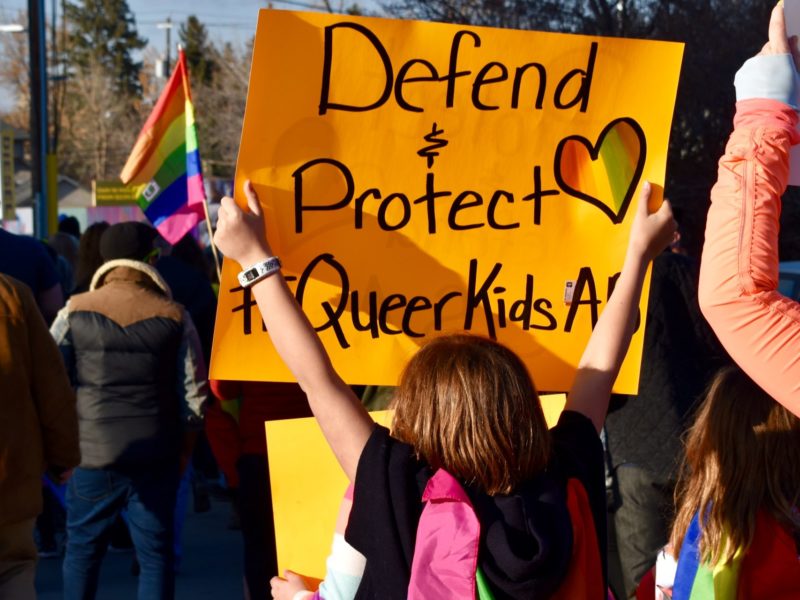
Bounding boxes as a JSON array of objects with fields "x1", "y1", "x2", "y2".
[
  {"x1": 670, "y1": 365, "x2": 800, "y2": 565},
  {"x1": 74, "y1": 222, "x2": 110, "y2": 293},
  {"x1": 391, "y1": 334, "x2": 551, "y2": 496}
]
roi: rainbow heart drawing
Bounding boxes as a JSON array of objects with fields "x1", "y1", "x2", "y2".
[{"x1": 554, "y1": 117, "x2": 647, "y2": 224}]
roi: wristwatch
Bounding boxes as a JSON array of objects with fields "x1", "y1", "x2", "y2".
[{"x1": 237, "y1": 256, "x2": 282, "y2": 288}]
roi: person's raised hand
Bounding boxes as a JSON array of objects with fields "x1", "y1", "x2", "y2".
[
  {"x1": 627, "y1": 182, "x2": 677, "y2": 263},
  {"x1": 759, "y1": 1, "x2": 800, "y2": 69},
  {"x1": 269, "y1": 570, "x2": 310, "y2": 600},
  {"x1": 214, "y1": 179, "x2": 274, "y2": 268}
]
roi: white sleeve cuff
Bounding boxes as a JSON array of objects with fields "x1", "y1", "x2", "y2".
[{"x1": 735, "y1": 53, "x2": 799, "y2": 110}]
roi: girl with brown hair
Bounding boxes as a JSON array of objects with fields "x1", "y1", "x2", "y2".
[
  {"x1": 657, "y1": 367, "x2": 800, "y2": 599},
  {"x1": 653, "y1": 6, "x2": 800, "y2": 595},
  {"x1": 214, "y1": 179, "x2": 675, "y2": 599}
]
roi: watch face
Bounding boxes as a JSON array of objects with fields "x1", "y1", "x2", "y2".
[{"x1": 245, "y1": 269, "x2": 258, "y2": 282}]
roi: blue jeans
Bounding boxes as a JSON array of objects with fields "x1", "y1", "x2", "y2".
[
  {"x1": 173, "y1": 463, "x2": 192, "y2": 571},
  {"x1": 62, "y1": 465, "x2": 179, "y2": 600}
]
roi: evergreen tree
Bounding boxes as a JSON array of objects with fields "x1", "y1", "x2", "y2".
[
  {"x1": 64, "y1": 0, "x2": 146, "y2": 97},
  {"x1": 321, "y1": 1, "x2": 366, "y2": 15},
  {"x1": 179, "y1": 16, "x2": 217, "y2": 85}
]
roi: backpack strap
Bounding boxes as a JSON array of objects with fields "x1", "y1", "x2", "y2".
[{"x1": 407, "y1": 469, "x2": 482, "y2": 600}]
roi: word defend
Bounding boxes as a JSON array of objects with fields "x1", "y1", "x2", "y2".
[{"x1": 319, "y1": 25, "x2": 598, "y2": 115}]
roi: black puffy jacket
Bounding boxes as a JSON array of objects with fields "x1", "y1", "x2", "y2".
[{"x1": 51, "y1": 259, "x2": 207, "y2": 470}]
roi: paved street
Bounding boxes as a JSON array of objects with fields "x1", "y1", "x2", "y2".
[{"x1": 35, "y1": 495, "x2": 244, "y2": 600}]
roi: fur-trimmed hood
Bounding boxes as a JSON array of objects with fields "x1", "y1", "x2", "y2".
[{"x1": 90, "y1": 259, "x2": 172, "y2": 298}]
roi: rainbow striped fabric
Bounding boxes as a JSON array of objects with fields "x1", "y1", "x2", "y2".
[
  {"x1": 556, "y1": 118, "x2": 645, "y2": 224},
  {"x1": 673, "y1": 513, "x2": 742, "y2": 600},
  {"x1": 672, "y1": 510, "x2": 800, "y2": 600},
  {"x1": 120, "y1": 48, "x2": 205, "y2": 244}
]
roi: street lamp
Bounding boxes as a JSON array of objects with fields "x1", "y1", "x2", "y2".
[
  {"x1": 0, "y1": 24, "x2": 26, "y2": 33},
  {"x1": 156, "y1": 17, "x2": 174, "y2": 78}
]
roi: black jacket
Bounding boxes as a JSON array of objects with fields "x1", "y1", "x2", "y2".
[{"x1": 51, "y1": 259, "x2": 207, "y2": 470}]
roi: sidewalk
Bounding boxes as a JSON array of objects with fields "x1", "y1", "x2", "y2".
[{"x1": 35, "y1": 495, "x2": 244, "y2": 599}]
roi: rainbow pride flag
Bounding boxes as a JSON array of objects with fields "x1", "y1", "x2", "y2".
[
  {"x1": 672, "y1": 513, "x2": 742, "y2": 600},
  {"x1": 672, "y1": 510, "x2": 800, "y2": 599},
  {"x1": 120, "y1": 48, "x2": 205, "y2": 244}
]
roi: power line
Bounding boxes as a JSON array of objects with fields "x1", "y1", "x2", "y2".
[
  {"x1": 269, "y1": 0, "x2": 329, "y2": 9},
  {"x1": 133, "y1": 1, "x2": 329, "y2": 21},
  {"x1": 139, "y1": 7, "x2": 261, "y2": 15},
  {"x1": 135, "y1": 9, "x2": 259, "y2": 19},
  {"x1": 139, "y1": 19, "x2": 255, "y2": 29}
]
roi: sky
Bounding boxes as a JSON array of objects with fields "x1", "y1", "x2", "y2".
[
  {"x1": 0, "y1": 0, "x2": 384, "y2": 56},
  {"x1": 0, "y1": 0, "x2": 383, "y2": 110}
]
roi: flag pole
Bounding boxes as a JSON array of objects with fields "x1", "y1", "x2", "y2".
[
  {"x1": 177, "y1": 43, "x2": 222, "y2": 283},
  {"x1": 202, "y1": 191, "x2": 222, "y2": 282}
]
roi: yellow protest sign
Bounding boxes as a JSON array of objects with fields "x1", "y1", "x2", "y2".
[
  {"x1": 268, "y1": 395, "x2": 566, "y2": 579},
  {"x1": 266, "y1": 411, "x2": 392, "y2": 579},
  {"x1": 210, "y1": 10, "x2": 684, "y2": 393}
]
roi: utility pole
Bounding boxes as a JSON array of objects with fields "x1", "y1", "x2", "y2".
[
  {"x1": 165, "y1": 16, "x2": 171, "y2": 73},
  {"x1": 28, "y1": 0, "x2": 49, "y2": 238},
  {"x1": 51, "y1": 0, "x2": 61, "y2": 151}
]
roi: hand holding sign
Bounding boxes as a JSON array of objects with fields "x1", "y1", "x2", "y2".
[
  {"x1": 270, "y1": 570, "x2": 311, "y2": 600},
  {"x1": 764, "y1": 1, "x2": 800, "y2": 60},
  {"x1": 627, "y1": 182, "x2": 676, "y2": 263},
  {"x1": 736, "y1": 3, "x2": 800, "y2": 120},
  {"x1": 215, "y1": 181, "x2": 273, "y2": 269},
  {"x1": 775, "y1": 0, "x2": 800, "y2": 183}
]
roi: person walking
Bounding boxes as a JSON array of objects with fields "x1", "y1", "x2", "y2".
[
  {"x1": 0, "y1": 274, "x2": 79, "y2": 600},
  {"x1": 0, "y1": 229, "x2": 64, "y2": 323},
  {"x1": 51, "y1": 222, "x2": 208, "y2": 600}
]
